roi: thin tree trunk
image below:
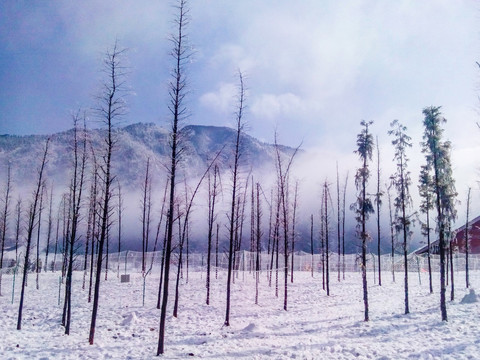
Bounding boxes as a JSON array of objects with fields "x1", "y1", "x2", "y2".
[
  {"x1": 310, "y1": 214, "x2": 314, "y2": 277},
  {"x1": 0, "y1": 162, "x2": 11, "y2": 296},
  {"x1": 17, "y1": 138, "x2": 49, "y2": 330},
  {"x1": 224, "y1": 71, "x2": 246, "y2": 327},
  {"x1": 465, "y1": 188, "x2": 471, "y2": 288}
]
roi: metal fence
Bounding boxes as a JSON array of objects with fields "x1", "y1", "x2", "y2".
[{"x1": 3, "y1": 249, "x2": 480, "y2": 275}]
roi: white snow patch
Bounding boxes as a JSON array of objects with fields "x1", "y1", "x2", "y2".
[
  {"x1": 1, "y1": 270, "x2": 480, "y2": 359},
  {"x1": 460, "y1": 288, "x2": 478, "y2": 304}
]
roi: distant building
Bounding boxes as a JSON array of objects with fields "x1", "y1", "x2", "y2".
[{"x1": 415, "y1": 215, "x2": 480, "y2": 255}]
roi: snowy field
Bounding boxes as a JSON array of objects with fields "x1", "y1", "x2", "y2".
[{"x1": 1, "y1": 268, "x2": 479, "y2": 359}]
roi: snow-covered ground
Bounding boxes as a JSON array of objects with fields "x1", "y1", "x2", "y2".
[{"x1": 0, "y1": 268, "x2": 479, "y2": 359}]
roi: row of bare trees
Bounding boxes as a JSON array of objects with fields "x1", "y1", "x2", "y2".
[{"x1": 1, "y1": 1, "x2": 475, "y2": 357}]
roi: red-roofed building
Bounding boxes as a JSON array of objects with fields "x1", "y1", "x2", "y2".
[{"x1": 415, "y1": 215, "x2": 480, "y2": 255}]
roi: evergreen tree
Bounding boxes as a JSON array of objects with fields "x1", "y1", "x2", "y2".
[
  {"x1": 418, "y1": 165, "x2": 434, "y2": 293},
  {"x1": 388, "y1": 119, "x2": 413, "y2": 315},
  {"x1": 351, "y1": 120, "x2": 374, "y2": 322},
  {"x1": 421, "y1": 106, "x2": 457, "y2": 321}
]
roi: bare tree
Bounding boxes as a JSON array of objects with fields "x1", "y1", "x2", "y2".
[
  {"x1": 87, "y1": 143, "x2": 99, "y2": 300},
  {"x1": 224, "y1": 70, "x2": 246, "y2": 327},
  {"x1": 17, "y1": 137, "x2": 50, "y2": 330},
  {"x1": 255, "y1": 182, "x2": 262, "y2": 304},
  {"x1": 63, "y1": 112, "x2": 88, "y2": 335},
  {"x1": 35, "y1": 182, "x2": 46, "y2": 289},
  {"x1": 206, "y1": 164, "x2": 220, "y2": 305},
  {"x1": 464, "y1": 187, "x2": 471, "y2": 288},
  {"x1": 116, "y1": 180, "x2": 123, "y2": 277},
  {"x1": 44, "y1": 184, "x2": 54, "y2": 273},
  {"x1": 14, "y1": 198, "x2": 22, "y2": 265},
  {"x1": 173, "y1": 152, "x2": 221, "y2": 318},
  {"x1": 141, "y1": 158, "x2": 153, "y2": 306},
  {"x1": 342, "y1": 172, "x2": 348, "y2": 280},
  {"x1": 310, "y1": 214, "x2": 314, "y2": 277},
  {"x1": 158, "y1": 0, "x2": 191, "y2": 354},
  {"x1": 156, "y1": 179, "x2": 170, "y2": 309},
  {"x1": 89, "y1": 41, "x2": 128, "y2": 345},
  {"x1": 323, "y1": 181, "x2": 331, "y2": 296},
  {"x1": 336, "y1": 163, "x2": 341, "y2": 282},
  {"x1": 290, "y1": 180, "x2": 299, "y2": 283},
  {"x1": 274, "y1": 131, "x2": 300, "y2": 311},
  {"x1": 375, "y1": 136, "x2": 383, "y2": 286},
  {"x1": 0, "y1": 162, "x2": 11, "y2": 296}
]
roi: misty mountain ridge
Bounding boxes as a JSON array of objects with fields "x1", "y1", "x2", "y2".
[{"x1": 0, "y1": 122, "x2": 297, "y2": 190}]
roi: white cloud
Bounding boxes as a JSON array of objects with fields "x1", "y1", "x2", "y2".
[
  {"x1": 251, "y1": 93, "x2": 305, "y2": 121},
  {"x1": 199, "y1": 82, "x2": 237, "y2": 114}
]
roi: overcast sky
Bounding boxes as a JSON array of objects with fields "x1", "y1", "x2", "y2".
[{"x1": 1, "y1": 0, "x2": 480, "y2": 223}]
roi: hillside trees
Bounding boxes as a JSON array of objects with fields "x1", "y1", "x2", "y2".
[
  {"x1": 352, "y1": 120, "x2": 374, "y2": 322},
  {"x1": 389, "y1": 119, "x2": 413, "y2": 315},
  {"x1": 158, "y1": 0, "x2": 191, "y2": 354},
  {"x1": 89, "y1": 41, "x2": 129, "y2": 345},
  {"x1": 421, "y1": 106, "x2": 457, "y2": 322}
]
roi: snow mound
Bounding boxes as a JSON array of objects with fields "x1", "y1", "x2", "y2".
[
  {"x1": 242, "y1": 323, "x2": 257, "y2": 332},
  {"x1": 121, "y1": 312, "x2": 139, "y2": 326},
  {"x1": 460, "y1": 289, "x2": 478, "y2": 304}
]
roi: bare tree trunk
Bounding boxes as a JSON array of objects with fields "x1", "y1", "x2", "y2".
[
  {"x1": 336, "y1": 163, "x2": 341, "y2": 282},
  {"x1": 290, "y1": 181, "x2": 298, "y2": 283},
  {"x1": 324, "y1": 182, "x2": 330, "y2": 296},
  {"x1": 255, "y1": 182, "x2": 262, "y2": 305},
  {"x1": 141, "y1": 158, "x2": 153, "y2": 306},
  {"x1": 17, "y1": 137, "x2": 49, "y2": 330},
  {"x1": 206, "y1": 165, "x2": 219, "y2": 305},
  {"x1": 155, "y1": 179, "x2": 169, "y2": 309},
  {"x1": 14, "y1": 198, "x2": 22, "y2": 266},
  {"x1": 63, "y1": 113, "x2": 87, "y2": 335},
  {"x1": 35, "y1": 183, "x2": 46, "y2": 290},
  {"x1": 89, "y1": 41, "x2": 128, "y2": 345},
  {"x1": 0, "y1": 162, "x2": 11, "y2": 296},
  {"x1": 215, "y1": 222, "x2": 219, "y2": 280},
  {"x1": 342, "y1": 172, "x2": 348, "y2": 280},
  {"x1": 225, "y1": 71, "x2": 246, "y2": 327},
  {"x1": 449, "y1": 234, "x2": 454, "y2": 301},
  {"x1": 87, "y1": 152, "x2": 99, "y2": 302},
  {"x1": 465, "y1": 188, "x2": 471, "y2": 288},
  {"x1": 426, "y1": 196, "x2": 432, "y2": 293},
  {"x1": 117, "y1": 180, "x2": 123, "y2": 278},
  {"x1": 310, "y1": 214, "x2": 314, "y2": 277},
  {"x1": 375, "y1": 137, "x2": 382, "y2": 286},
  {"x1": 44, "y1": 185, "x2": 54, "y2": 273},
  {"x1": 387, "y1": 185, "x2": 396, "y2": 283},
  {"x1": 158, "y1": 1, "x2": 191, "y2": 353}
]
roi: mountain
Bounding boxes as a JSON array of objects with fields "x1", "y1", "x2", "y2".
[{"x1": 0, "y1": 122, "x2": 296, "y2": 190}]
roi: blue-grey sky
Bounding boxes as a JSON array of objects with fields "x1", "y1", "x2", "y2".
[{"x1": 1, "y1": 1, "x2": 480, "y2": 213}]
